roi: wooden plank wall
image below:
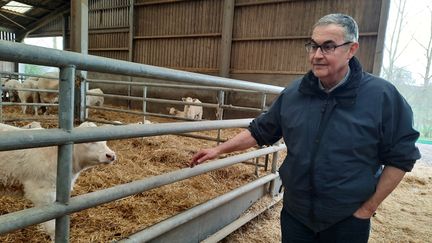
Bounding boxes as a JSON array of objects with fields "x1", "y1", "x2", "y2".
[{"x1": 28, "y1": 0, "x2": 384, "y2": 81}]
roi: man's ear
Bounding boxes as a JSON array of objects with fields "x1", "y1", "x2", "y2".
[{"x1": 348, "y1": 42, "x2": 359, "y2": 59}]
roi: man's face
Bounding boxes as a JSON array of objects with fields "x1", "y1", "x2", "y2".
[{"x1": 309, "y1": 24, "x2": 358, "y2": 84}]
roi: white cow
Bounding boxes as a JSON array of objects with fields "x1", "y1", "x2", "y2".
[
  {"x1": 86, "y1": 88, "x2": 104, "y2": 107},
  {"x1": 4, "y1": 79, "x2": 21, "y2": 102},
  {"x1": 21, "y1": 121, "x2": 43, "y2": 129},
  {"x1": 182, "y1": 97, "x2": 203, "y2": 120},
  {"x1": 18, "y1": 79, "x2": 39, "y2": 115},
  {"x1": 37, "y1": 73, "x2": 59, "y2": 115},
  {"x1": 1, "y1": 77, "x2": 8, "y2": 85},
  {"x1": 168, "y1": 107, "x2": 186, "y2": 118},
  {"x1": 0, "y1": 121, "x2": 116, "y2": 240}
]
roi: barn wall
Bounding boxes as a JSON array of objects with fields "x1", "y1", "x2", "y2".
[{"x1": 28, "y1": 0, "x2": 388, "y2": 118}]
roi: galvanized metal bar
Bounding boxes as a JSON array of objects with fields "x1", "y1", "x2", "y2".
[
  {"x1": 142, "y1": 85, "x2": 148, "y2": 123},
  {"x1": 80, "y1": 78, "x2": 87, "y2": 122},
  {"x1": 55, "y1": 65, "x2": 75, "y2": 242},
  {"x1": 261, "y1": 92, "x2": 267, "y2": 111},
  {"x1": 0, "y1": 71, "x2": 59, "y2": 79},
  {"x1": 1, "y1": 102, "x2": 58, "y2": 107},
  {"x1": 216, "y1": 90, "x2": 225, "y2": 145},
  {"x1": 0, "y1": 144, "x2": 286, "y2": 234},
  {"x1": 2, "y1": 116, "x2": 57, "y2": 122},
  {"x1": 0, "y1": 119, "x2": 252, "y2": 151},
  {"x1": 270, "y1": 141, "x2": 281, "y2": 196},
  {"x1": 84, "y1": 92, "x2": 219, "y2": 108},
  {"x1": 86, "y1": 79, "x2": 264, "y2": 93},
  {"x1": 0, "y1": 40, "x2": 283, "y2": 94},
  {"x1": 3, "y1": 87, "x2": 58, "y2": 93},
  {"x1": 121, "y1": 173, "x2": 279, "y2": 243},
  {"x1": 0, "y1": 75, "x2": 3, "y2": 123}
]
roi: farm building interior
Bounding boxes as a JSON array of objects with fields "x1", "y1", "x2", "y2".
[{"x1": 0, "y1": 0, "x2": 431, "y2": 243}]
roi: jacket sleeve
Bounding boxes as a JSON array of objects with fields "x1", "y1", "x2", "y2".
[
  {"x1": 379, "y1": 85, "x2": 421, "y2": 172},
  {"x1": 248, "y1": 92, "x2": 283, "y2": 146}
]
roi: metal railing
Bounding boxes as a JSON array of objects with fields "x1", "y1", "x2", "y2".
[{"x1": 0, "y1": 40, "x2": 285, "y2": 242}]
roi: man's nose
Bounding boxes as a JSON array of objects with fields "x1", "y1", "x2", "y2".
[{"x1": 313, "y1": 48, "x2": 324, "y2": 58}]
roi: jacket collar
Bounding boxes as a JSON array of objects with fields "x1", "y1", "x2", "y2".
[{"x1": 299, "y1": 56, "x2": 363, "y2": 107}]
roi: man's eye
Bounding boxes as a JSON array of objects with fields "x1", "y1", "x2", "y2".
[
  {"x1": 322, "y1": 44, "x2": 335, "y2": 51},
  {"x1": 311, "y1": 45, "x2": 320, "y2": 50}
]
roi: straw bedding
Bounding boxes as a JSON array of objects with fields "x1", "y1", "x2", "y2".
[
  {"x1": 0, "y1": 106, "x2": 281, "y2": 242},
  {"x1": 0, "y1": 106, "x2": 431, "y2": 242}
]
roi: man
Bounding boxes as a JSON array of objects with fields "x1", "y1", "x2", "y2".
[{"x1": 191, "y1": 13, "x2": 420, "y2": 242}]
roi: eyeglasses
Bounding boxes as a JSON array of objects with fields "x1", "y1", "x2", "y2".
[{"x1": 305, "y1": 41, "x2": 352, "y2": 54}]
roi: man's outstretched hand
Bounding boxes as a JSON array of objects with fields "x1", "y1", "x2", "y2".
[{"x1": 190, "y1": 148, "x2": 220, "y2": 167}]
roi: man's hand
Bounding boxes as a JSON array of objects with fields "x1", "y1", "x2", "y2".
[
  {"x1": 189, "y1": 130, "x2": 258, "y2": 168},
  {"x1": 353, "y1": 203, "x2": 376, "y2": 219},
  {"x1": 190, "y1": 148, "x2": 220, "y2": 167},
  {"x1": 353, "y1": 166, "x2": 407, "y2": 219}
]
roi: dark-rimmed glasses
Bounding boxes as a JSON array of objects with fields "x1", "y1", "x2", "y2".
[{"x1": 305, "y1": 41, "x2": 352, "y2": 54}]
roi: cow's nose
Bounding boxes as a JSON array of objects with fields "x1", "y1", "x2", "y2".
[{"x1": 106, "y1": 153, "x2": 116, "y2": 161}]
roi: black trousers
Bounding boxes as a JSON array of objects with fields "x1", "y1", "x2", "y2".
[{"x1": 280, "y1": 208, "x2": 371, "y2": 243}]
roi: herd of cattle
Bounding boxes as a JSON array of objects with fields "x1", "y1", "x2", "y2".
[
  {"x1": 1, "y1": 72, "x2": 104, "y2": 115},
  {"x1": 2, "y1": 73, "x2": 203, "y2": 120}
]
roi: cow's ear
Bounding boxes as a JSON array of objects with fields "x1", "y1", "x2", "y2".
[
  {"x1": 192, "y1": 98, "x2": 197, "y2": 102},
  {"x1": 182, "y1": 97, "x2": 186, "y2": 101}
]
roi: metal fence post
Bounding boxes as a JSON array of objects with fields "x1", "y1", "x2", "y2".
[
  {"x1": 0, "y1": 73, "x2": 3, "y2": 123},
  {"x1": 80, "y1": 76, "x2": 87, "y2": 122},
  {"x1": 55, "y1": 65, "x2": 75, "y2": 242},
  {"x1": 216, "y1": 90, "x2": 225, "y2": 145},
  {"x1": 143, "y1": 85, "x2": 147, "y2": 123}
]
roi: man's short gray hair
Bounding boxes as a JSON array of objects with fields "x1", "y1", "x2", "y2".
[{"x1": 313, "y1": 13, "x2": 359, "y2": 42}]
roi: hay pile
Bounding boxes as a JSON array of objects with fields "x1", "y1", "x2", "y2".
[{"x1": 0, "y1": 106, "x2": 281, "y2": 242}]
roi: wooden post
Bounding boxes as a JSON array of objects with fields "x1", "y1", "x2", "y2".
[
  {"x1": 373, "y1": 0, "x2": 390, "y2": 76},
  {"x1": 219, "y1": 0, "x2": 235, "y2": 78}
]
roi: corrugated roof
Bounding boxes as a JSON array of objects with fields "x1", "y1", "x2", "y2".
[
  {"x1": 0, "y1": 0, "x2": 70, "y2": 39},
  {"x1": 2, "y1": 1, "x2": 33, "y2": 14}
]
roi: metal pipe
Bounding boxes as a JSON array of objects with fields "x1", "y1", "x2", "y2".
[
  {"x1": 216, "y1": 90, "x2": 225, "y2": 145},
  {"x1": 0, "y1": 71, "x2": 59, "y2": 79},
  {"x1": 0, "y1": 119, "x2": 253, "y2": 151},
  {"x1": 85, "y1": 92, "x2": 219, "y2": 108},
  {"x1": 1, "y1": 102, "x2": 58, "y2": 107},
  {"x1": 0, "y1": 40, "x2": 283, "y2": 94},
  {"x1": 86, "y1": 79, "x2": 264, "y2": 93},
  {"x1": 121, "y1": 173, "x2": 279, "y2": 242},
  {"x1": 142, "y1": 85, "x2": 147, "y2": 123},
  {"x1": 270, "y1": 141, "x2": 281, "y2": 196},
  {"x1": 0, "y1": 144, "x2": 286, "y2": 234},
  {"x1": 55, "y1": 65, "x2": 75, "y2": 241}
]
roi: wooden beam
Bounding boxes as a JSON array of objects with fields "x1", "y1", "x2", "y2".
[
  {"x1": 235, "y1": 0, "x2": 304, "y2": 7},
  {"x1": 128, "y1": 0, "x2": 134, "y2": 62},
  {"x1": 134, "y1": 33, "x2": 221, "y2": 40},
  {"x1": 219, "y1": 0, "x2": 235, "y2": 78},
  {"x1": 0, "y1": 8, "x2": 37, "y2": 20},
  {"x1": 232, "y1": 33, "x2": 377, "y2": 42},
  {"x1": 134, "y1": 0, "x2": 187, "y2": 6},
  {"x1": 373, "y1": 0, "x2": 390, "y2": 76},
  {"x1": 0, "y1": 12, "x2": 26, "y2": 30},
  {"x1": 89, "y1": 47, "x2": 129, "y2": 51}
]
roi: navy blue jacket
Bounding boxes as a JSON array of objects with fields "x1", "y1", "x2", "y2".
[{"x1": 248, "y1": 57, "x2": 421, "y2": 232}]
